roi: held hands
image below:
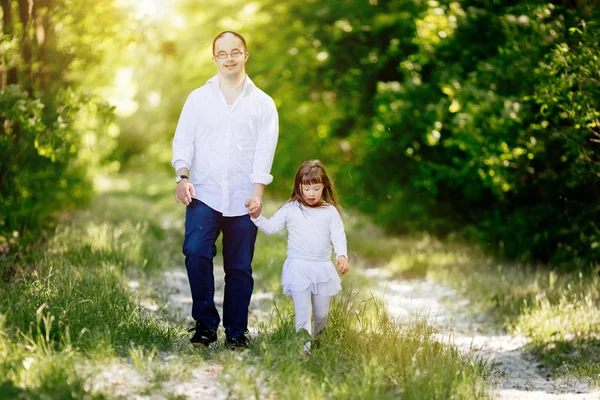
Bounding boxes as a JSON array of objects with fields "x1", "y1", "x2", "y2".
[
  {"x1": 336, "y1": 256, "x2": 349, "y2": 275},
  {"x1": 175, "y1": 180, "x2": 196, "y2": 205},
  {"x1": 245, "y1": 196, "x2": 262, "y2": 218}
]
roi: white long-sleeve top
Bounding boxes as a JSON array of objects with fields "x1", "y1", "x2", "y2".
[
  {"x1": 171, "y1": 74, "x2": 279, "y2": 216},
  {"x1": 251, "y1": 201, "x2": 348, "y2": 262}
]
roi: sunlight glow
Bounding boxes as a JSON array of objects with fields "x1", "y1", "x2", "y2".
[
  {"x1": 116, "y1": 0, "x2": 171, "y2": 19},
  {"x1": 109, "y1": 67, "x2": 138, "y2": 117},
  {"x1": 94, "y1": 174, "x2": 131, "y2": 193},
  {"x1": 133, "y1": 0, "x2": 170, "y2": 18},
  {"x1": 117, "y1": 0, "x2": 185, "y2": 27},
  {"x1": 147, "y1": 92, "x2": 161, "y2": 108}
]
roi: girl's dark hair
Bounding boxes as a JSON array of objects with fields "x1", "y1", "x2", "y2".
[
  {"x1": 212, "y1": 31, "x2": 247, "y2": 54},
  {"x1": 289, "y1": 160, "x2": 343, "y2": 214}
]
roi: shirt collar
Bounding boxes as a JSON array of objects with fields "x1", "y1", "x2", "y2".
[{"x1": 207, "y1": 74, "x2": 255, "y2": 96}]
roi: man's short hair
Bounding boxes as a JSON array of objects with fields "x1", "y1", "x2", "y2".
[{"x1": 212, "y1": 31, "x2": 247, "y2": 54}]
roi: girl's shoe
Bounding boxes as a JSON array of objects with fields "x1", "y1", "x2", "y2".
[{"x1": 303, "y1": 342, "x2": 311, "y2": 356}]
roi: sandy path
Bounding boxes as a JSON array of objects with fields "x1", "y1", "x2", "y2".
[
  {"x1": 93, "y1": 263, "x2": 598, "y2": 399},
  {"x1": 156, "y1": 267, "x2": 274, "y2": 399},
  {"x1": 86, "y1": 268, "x2": 237, "y2": 400},
  {"x1": 161, "y1": 267, "x2": 274, "y2": 338},
  {"x1": 89, "y1": 265, "x2": 276, "y2": 399},
  {"x1": 365, "y1": 268, "x2": 599, "y2": 400}
]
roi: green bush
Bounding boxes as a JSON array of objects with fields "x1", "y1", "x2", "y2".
[
  {"x1": 296, "y1": 1, "x2": 600, "y2": 268},
  {"x1": 0, "y1": 85, "x2": 114, "y2": 258}
]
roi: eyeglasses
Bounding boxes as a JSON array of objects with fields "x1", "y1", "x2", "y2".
[{"x1": 214, "y1": 50, "x2": 245, "y2": 60}]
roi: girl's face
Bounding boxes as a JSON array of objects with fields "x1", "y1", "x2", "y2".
[{"x1": 301, "y1": 182, "x2": 324, "y2": 206}]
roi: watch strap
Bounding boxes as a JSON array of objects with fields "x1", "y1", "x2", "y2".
[{"x1": 176, "y1": 174, "x2": 189, "y2": 183}]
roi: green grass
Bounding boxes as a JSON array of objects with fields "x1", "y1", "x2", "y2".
[
  {"x1": 0, "y1": 172, "x2": 191, "y2": 398},
  {"x1": 346, "y1": 220, "x2": 600, "y2": 386},
  {"x1": 4, "y1": 169, "x2": 597, "y2": 396},
  {"x1": 433, "y1": 263, "x2": 600, "y2": 383},
  {"x1": 206, "y1": 199, "x2": 490, "y2": 399},
  {"x1": 0, "y1": 172, "x2": 492, "y2": 398},
  {"x1": 0, "y1": 311, "x2": 107, "y2": 399},
  {"x1": 509, "y1": 272, "x2": 600, "y2": 381},
  {"x1": 212, "y1": 294, "x2": 489, "y2": 399}
]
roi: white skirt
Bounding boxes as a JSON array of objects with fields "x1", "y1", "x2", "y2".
[{"x1": 281, "y1": 258, "x2": 342, "y2": 296}]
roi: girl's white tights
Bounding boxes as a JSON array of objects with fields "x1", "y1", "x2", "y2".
[{"x1": 290, "y1": 289, "x2": 331, "y2": 353}]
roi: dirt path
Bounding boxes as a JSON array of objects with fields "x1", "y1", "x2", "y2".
[
  {"x1": 94, "y1": 264, "x2": 598, "y2": 399},
  {"x1": 365, "y1": 267, "x2": 600, "y2": 400},
  {"x1": 162, "y1": 267, "x2": 274, "y2": 339},
  {"x1": 86, "y1": 267, "x2": 236, "y2": 400},
  {"x1": 157, "y1": 267, "x2": 274, "y2": 399}
]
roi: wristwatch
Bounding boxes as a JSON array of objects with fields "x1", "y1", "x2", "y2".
[{"x1": 175, "y1": 175, "x2": 189, "y2": 184}]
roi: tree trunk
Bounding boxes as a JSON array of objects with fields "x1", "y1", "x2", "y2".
[
  {"x1": 17, "y1": 0, "x2": 34, "y2": 95},
  {"x1": 34, "y1": 0, "x2": 52, "y2": 92},
  {"x1": 1, "y1": 0, "x2": 18, "y2": 88}
]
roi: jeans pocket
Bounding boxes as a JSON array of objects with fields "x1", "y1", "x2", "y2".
[{"x1": 187, "y1": 198, "x2": 201, "y2": 208}]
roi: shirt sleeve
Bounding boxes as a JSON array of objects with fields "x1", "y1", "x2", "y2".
[
  {"x1": 251, "y1": 206, "x2": 287, "y2": 234},
  {"x1": 171, "y1": 92, "x2": 197, "y2": 171},
  {"x1": 250, "y1": 98, "x2": 279, "y2": 185},
  {"x1": 330, "y1": 208, "x2": 348, "y2": 260}
]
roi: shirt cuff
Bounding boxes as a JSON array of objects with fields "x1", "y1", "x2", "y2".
[
  {"x1": 250, "y1": 215, "x2": 264, "y2": 223},
  {"x1": 173, "y1": 160, "x2": 190, "y2": 171},
  {"x1": 250, "y1": 173, "x2": 273, "y2": 185}
]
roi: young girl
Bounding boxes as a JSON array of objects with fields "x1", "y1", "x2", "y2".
[{"x1": 247, "y1": 160, "x2": 349, "y2": 354}]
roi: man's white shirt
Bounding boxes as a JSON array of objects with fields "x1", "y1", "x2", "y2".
[{"x1": 172, "y1": 75, "x2": 279, "y2": 216}]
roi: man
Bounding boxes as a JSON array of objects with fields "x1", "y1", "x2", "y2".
[{"x1": 172, "y1": 31, "x2": 279, "y2": 348}]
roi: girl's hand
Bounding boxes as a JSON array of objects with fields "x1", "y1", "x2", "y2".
[
  {"x1": 246, "y1": 198, "x2": 261, "y2": 218},
  {"x1": 336, "y1": 256, "x2": 349, "y2": 275}
]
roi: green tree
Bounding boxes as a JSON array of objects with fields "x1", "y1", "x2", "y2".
[
  {"x1": 241, "y1": 0, "x2": 599, "y2": 267},
  {"x1": 1, "y1": 0, "x2": 127, "y2": 256}
]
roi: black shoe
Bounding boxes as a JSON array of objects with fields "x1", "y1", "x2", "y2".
[
  {"x1": 188, "y1": 323, "x2": 217, "y2": 348},
  {"x1": 225, "y1": 334, "x2": 249, "y2": 349}
]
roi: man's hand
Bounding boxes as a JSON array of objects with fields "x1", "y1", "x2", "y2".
[
  {"x1": 245, "y1": 195, "x2": 262, "y2": 218},
  {"x1": 336, "y1": 256, "x2": 349, "y2": 275},
  {"x1": 176, "y1": 180, "x2": 195, "y2": 205}
]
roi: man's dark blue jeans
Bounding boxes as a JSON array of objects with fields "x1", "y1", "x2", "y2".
[{"x1": 183, "y1": 199, "x2": 257, "y2": 339}]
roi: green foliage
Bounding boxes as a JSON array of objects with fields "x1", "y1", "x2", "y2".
[
  {"x1": 261, "y1": 0, "x2": 599, "y2": 268},
  {"x1": 5, "y1": 0, "x2": 596, "y2": 269},
  {"x1": 1, "y1": 0, "x2": 126, "y2": 257},
  {"x1": 0, "y1": 85, "x2": 115, "y2": 254},
  {"x1": 179, "y1": 0, "x2": 592, "y2": 267},
  {"x1": 524, "y1": 20, "x2": 600, "y2": 265}
]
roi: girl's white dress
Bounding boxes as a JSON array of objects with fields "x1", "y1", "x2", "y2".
[{"x1": 251, "y1": 201, "x2": 347, "y2": 296}]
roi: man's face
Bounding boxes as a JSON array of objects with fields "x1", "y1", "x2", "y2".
[{"x1": 212, "y1": 34, "x2": 248, "y2": 77}]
